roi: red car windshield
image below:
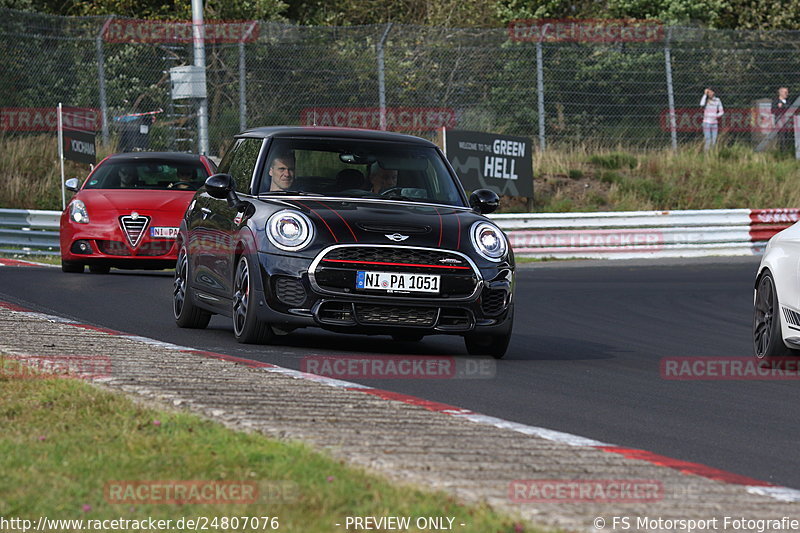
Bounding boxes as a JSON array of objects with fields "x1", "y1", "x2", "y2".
[{"x1": 83, "y1": 161, "x2": 209, "y2": 190}]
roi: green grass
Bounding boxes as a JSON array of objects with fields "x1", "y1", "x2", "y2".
[
  {"x1": 4, "y1": 134, "x2": 798, "y2": 214},
  {"x1": 0, "y1": 252, "x2": 60, "y2": 265},
  {"x1": 0, "y1": 356, "x2": 538, "y2": 533}
]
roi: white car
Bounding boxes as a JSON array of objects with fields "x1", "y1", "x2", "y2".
[{"x1": 754, "y1": 223, "x2": 800, "y2": 361}]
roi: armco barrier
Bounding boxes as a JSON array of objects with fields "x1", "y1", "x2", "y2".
[
  {"x1": 1, "y1": 207, "x2": 799, "y2": 259},
  {"x1": 0, "y1": 208, "x2": 60, "y2": 255},
  {"x1": 494, "y1": 208, "x2": 800, "y2": 259}
]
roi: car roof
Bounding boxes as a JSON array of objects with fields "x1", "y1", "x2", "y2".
[
  {"x1": 237, "y1": 126, "x2": 437, "y2": 147},
  {"x1": 104, "y1": 152, "x2": 205, "y2": 163}
]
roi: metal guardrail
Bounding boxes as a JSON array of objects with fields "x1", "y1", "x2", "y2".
[
  {"x1": 0, "y1": 209, "x2": 61, "y2": 256},
  {"x1": 1, "y1": 207, "x2": 797, "y2": 259}
]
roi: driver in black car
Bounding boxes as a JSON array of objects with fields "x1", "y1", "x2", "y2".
[
  {"x1": 369, "y1": 166, "x2": 397, "y2": 194},
  {"x1": 268, "y1": 153, "x2": 296, "y2": 192}
]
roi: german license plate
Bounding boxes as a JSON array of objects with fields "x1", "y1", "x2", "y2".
[
  {"x1": 150, "y1": 227, "x2": 178, "y2": 238},
  {"x1": 356, "y1": 271, "x2": 440, "y2": 293}
]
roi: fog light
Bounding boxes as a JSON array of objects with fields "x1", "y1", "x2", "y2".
[{"x1": 70, "y1": 240, "x2": 93, "y2": 255}]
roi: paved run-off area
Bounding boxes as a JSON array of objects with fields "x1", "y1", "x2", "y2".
[{"x1": 1, "y1": 302, "x2": 800, "y2": 533}]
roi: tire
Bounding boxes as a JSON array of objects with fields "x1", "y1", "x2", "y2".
[
  {"x1": 173, "y1": 246, "x2": 211, "y2": 329},
  {"x1": 464, "y1": 332, "x2": 511, "y2": 359},
  {"x1": 392, "y1": 333, "x2": 424, "y2": 342},
  {"x1": 753, "y1": 270, "x2": 793, "y2": 364},
  {"x1": 88, "y1": 264, "x2": 110, "y2": 274},
  {"x1": 61, "y1": 260, "x2": 83, "y2": 273},
  {"x1": 232, "y1": 255, "x2": 273, "y2": 344},
  {"x1": 464, "y1": 304, "x2": 513, "y2": 359}
]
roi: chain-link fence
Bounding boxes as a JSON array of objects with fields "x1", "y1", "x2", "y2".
[{"x1": 3, "y1": 8, "x2": 800, "y2": 155}]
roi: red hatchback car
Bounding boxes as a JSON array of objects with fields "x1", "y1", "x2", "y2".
[{"x1": 60, "y1": 152, "x2": 216, "y2": 273}]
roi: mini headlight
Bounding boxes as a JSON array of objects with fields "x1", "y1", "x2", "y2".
[
  {"x1": 267, "y1": 210, "x2": 314, "y2": 251},
  {"x1": 470, "y1": 221, "x2": 507, "y2": 261},
  {"x1": 69, "y1": 200, "x2": 89, "y2": 224}
]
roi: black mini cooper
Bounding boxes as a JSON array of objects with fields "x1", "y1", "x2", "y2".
[{"x1": 173, "y1": 127, "x2": 514, "y2": 358}]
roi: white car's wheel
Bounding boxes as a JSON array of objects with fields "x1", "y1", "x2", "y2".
[{"x1": 753, "y1": 271, "x2": 793, "y2": 363}]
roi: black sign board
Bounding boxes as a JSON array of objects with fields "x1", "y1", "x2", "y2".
[
  {"x1": 63, "y1": 129, "x2": 96, "y2": 165},
  {"x1": 443, "y1": 129, "x2": 533, "y2": 198}
]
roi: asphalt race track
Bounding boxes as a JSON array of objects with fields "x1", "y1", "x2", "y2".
[{"x1": 3, "y1": 256, "x2": 800, "y2": 489}]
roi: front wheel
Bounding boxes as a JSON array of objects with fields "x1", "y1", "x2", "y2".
[
  {"x1": 753, "y1": 271, "x2": 793, "y2": 363},
  {"x1": 173, "y1": 247, "x2": 211, "y2": 329},
  {"x1": 89, "y1": 264, "x2": 110, "y2": 274},
  {"x1": 464, "y1": 305, "x2": 513, "y2": 359},
  {"x1": 61, "y1": 260, "x2": 83, "y2": 273},
  {"x1": 232, "y1": 255, "x2": 273, "y2": 344}
]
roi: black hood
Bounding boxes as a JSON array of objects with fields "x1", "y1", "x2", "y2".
[{"x1": 259, "y1": 197, "x2": 486, "y2": 252}]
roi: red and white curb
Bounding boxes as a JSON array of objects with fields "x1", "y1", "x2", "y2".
[
  {"x1": 2, "y1": 299, "x2": 799, "y2": 504},
  {"x1": 0, "y1": 257, "x2": 56, "y2": 268}
]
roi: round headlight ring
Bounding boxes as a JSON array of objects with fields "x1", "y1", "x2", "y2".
[
  {"x1": 267, "y1": 210, "x2": 314, "y2": 251},
  {"x1": 470, "y1": 221, "x2": 507, "y2": 262}
]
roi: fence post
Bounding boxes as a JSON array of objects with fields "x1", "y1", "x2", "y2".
[
  {"x1": 238, "y1": 22, "x2": 258, "y2": 132},
  {"x1": 664, "y1": 27, "x2": 677, "y2": 150},
  {"x1": 96, "y1": 16, "x2": 114, "y2": 146},
  {"x1": 239, "y1": 41, "x2": 247, "y2": 132},
  {"x1": 536, "y1": 40, "x2": 546, "y2": 151},
  {"x1": 377, "y1": 23, "x2": 393, "y2": 131}
]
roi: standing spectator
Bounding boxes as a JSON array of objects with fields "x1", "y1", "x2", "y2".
[
  {"x1": 700, "y1": 88, "x2": 724, "y2": 151},
  {"x1": 772, "y1": 87, "x2": 792, "y2": 152}
]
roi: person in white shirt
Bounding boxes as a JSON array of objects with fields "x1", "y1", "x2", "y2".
[{"x1": 700, "y1": 88, "x2": 724, "y2": 151}]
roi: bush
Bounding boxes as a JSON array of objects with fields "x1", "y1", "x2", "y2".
[{"x1": 589, "y1": 152, "x2": 638, "y2": 170}]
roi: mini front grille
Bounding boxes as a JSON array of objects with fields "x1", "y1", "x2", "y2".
[
  {"x1": 324, "y1": 247, "x2": 468, "y2": 268},
  {"x1": 275, "y1": 277, "x2": 307, "y2": 306},
  {"x1": 354, "y1": 304, "x2": 437, "y2": 326},
  {"x1": 119, "y1": 215, "x2": 150, "y2": 248},
  {"x1": 481, "y1": 289, "x2": 507, "y2": 316},
  {"x1": 312, "y1": 246, "x2": 480, "y2": 300}
]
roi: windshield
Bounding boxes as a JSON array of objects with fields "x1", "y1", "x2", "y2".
[
  {"x1": 83, "y1": 161, "x2": 209, "y2": 191},
  {"x1": 257, "y1": 138, "x2": 466, "y2": 207}
]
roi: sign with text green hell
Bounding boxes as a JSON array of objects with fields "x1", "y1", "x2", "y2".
[{"x1": 444, "y1": 129, "x2": 533, "y2": 198}]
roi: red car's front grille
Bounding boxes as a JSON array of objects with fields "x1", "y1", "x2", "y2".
[{"x1": 96, "y1": 240, "x2": 174, "y2": 257}]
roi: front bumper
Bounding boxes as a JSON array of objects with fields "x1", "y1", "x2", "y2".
[
  {"x1": 252, "y1": 247, "x2": 514, "y2": 336},
  {"x1": 61, "y1": 222, "x2": 179, "y2": 268}
]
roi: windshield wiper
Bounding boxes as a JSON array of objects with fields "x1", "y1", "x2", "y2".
[
  {"x1": 380, "y1": 193, "x2": 428, "y2": 202},
  {"x1": 259, "y1": 190, "x2": 324, "y2": 197}
]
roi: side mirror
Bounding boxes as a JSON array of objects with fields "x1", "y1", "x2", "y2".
[
  {"x1": 205, "y1": 173, "x2": 235, "y2": 199},
  {"x1": 469, "y1": 189, "x2": 500, "y2": 215},
  {"x1": 65, "y1": 178, "x2": 80, "y2": 192},
  {"x1": 205, "y1": 173, "x2": 248, "y2": 212}
]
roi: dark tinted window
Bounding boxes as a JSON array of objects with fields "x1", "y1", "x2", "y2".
[
  {"x1": 258, "y1": 138, "x2": 466, "y2": 207},
  {"x1": 83, "y1": 160, "x2": 209, "y2": 190},
  {"x1": 224, "y1": 138, "x2": 263, "y2": 194}
]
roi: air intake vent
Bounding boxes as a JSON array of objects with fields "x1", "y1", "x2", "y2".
[
  {"x1": 783, "y1": 307, "x2": 800, "y2": 327},
  {"x1": 356, "y1": 222, "x2": 430, "y2": 234},
  {"x1": 119, "y1": 215, "x2": 150, "y2": 248}
]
